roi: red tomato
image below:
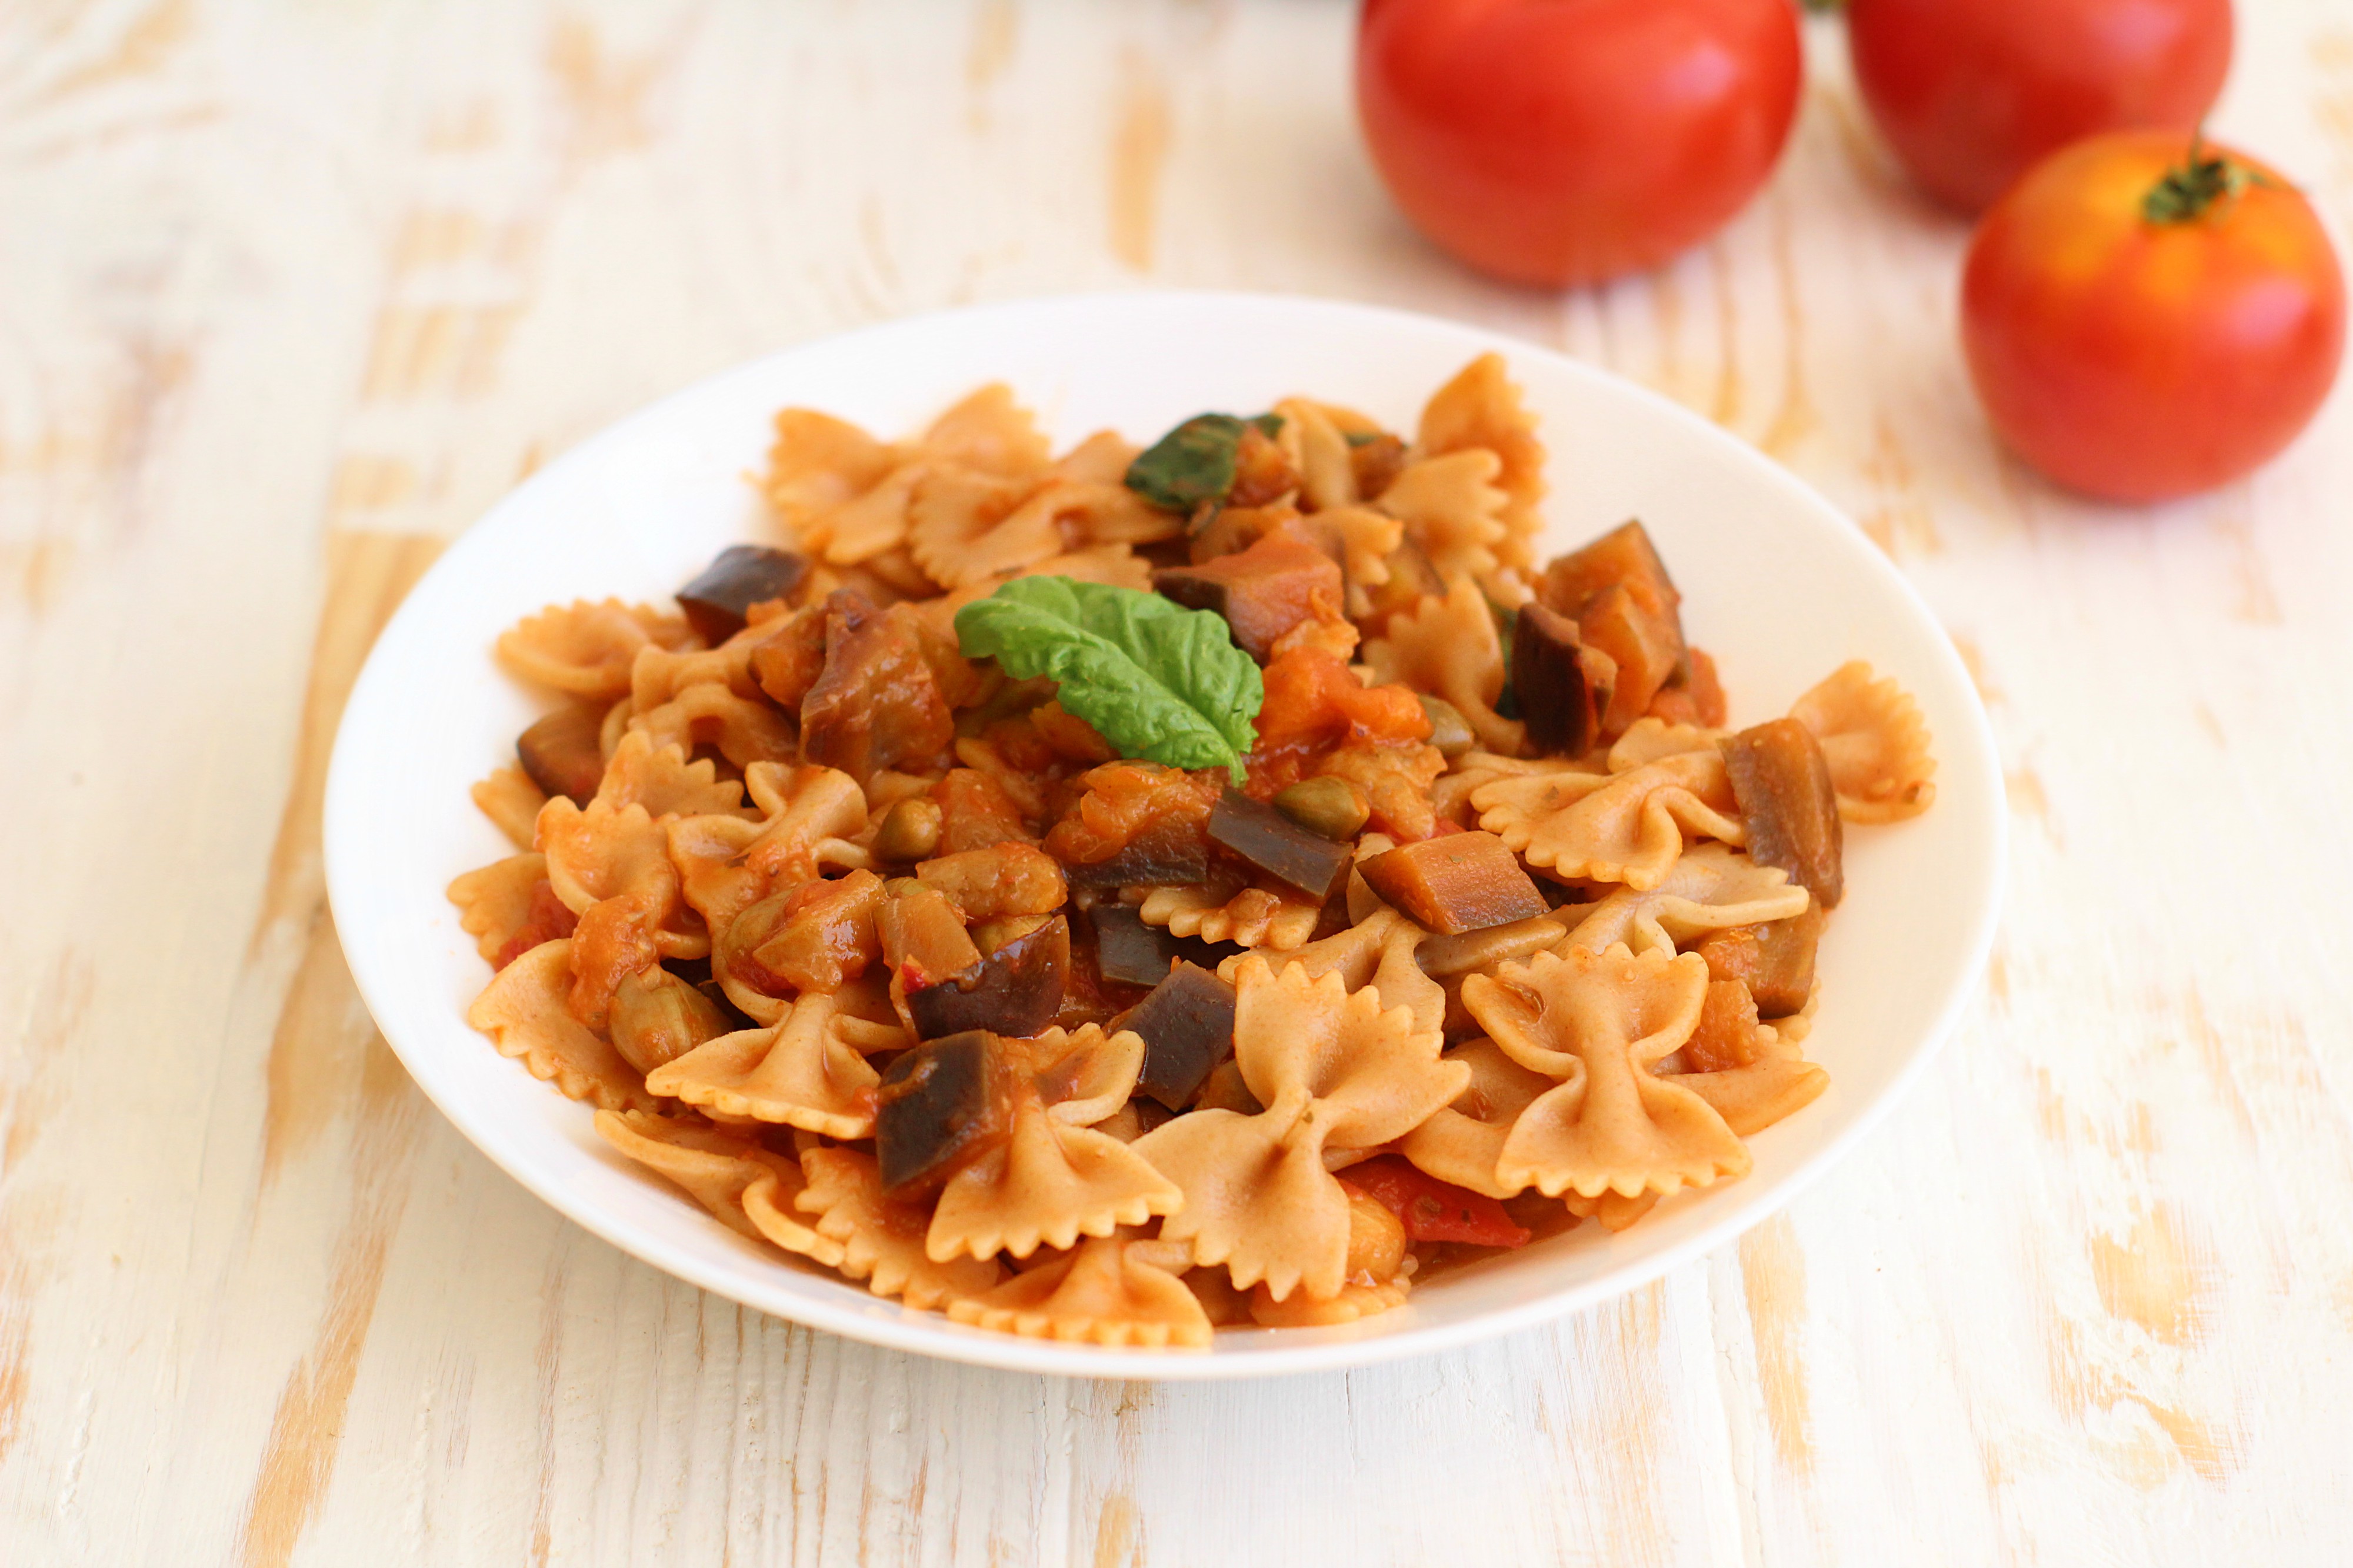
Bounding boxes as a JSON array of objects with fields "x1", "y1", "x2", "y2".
[
  {"x1": 1848, "y1": 0, "x2": 2232, "y2": 215},
  {"x1": 1961, "y1": 132, "x2": 2346, "y2": 503},
  {"x1": 1355, "y1": 0, "x2": 1802, "y2": 288},
  {"x1": 1342, "y1": 1156, "x2": 1532, "y2": 1248}
]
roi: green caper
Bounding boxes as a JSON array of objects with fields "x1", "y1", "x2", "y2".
[
  {"x1": 1418, "y1": 695, "x2": 1477, "y2": 759},
  {"x1": 608, "y1": 967, "x2": 732, "y2": 1077},
  {"x1": 873, "y1": 796, "x2": 944, "y2": 864},
  {"x1": 1272, "y1": 776, "x2": 1370, "y2": 842}
]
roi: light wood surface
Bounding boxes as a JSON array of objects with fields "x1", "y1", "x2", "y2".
[{"x1": 5, "y1": 2, "x2": 2352, "y2": 1563}]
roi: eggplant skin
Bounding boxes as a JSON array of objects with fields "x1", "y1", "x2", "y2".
[
  {"x1": 676, "y1": 545, "x2": 809, "y2": 644},
  {"x1": 1119, "y1": 963, "x2": 1238, "y2": 1111},
  {"x1": 1206, "y1": 788, "x2": 1353, "y2": 903},
  {"x1": 874, "y1": 1031, "x2": 1012, "y2": 1200},
  {"x1": 904, "y1": 915, "x2": 1068, "y2": 1040},
  {"x1": 1719, "y1": 719, "x2": 1843, "y2": 909}
]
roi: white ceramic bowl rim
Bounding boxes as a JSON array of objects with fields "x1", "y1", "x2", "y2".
[{"x1": 325, "y1": 290, "x2": 2004, "y2": 1380}]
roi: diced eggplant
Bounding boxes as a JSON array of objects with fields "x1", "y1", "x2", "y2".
[
  {"x1": 1692, "y1": 906, "x2": 1822, "y2": 1019},
  {"x1": 1059, "y1": 820, "x2": 1212, "y2": 892},
  {"x1": 1207, "y1": 787, "x2": 1354, "y2": 903},
  {"x1": 1719, "y1": 718, "x2": 1844, "y2": 908},
  {"x1": 1511, "y1": 603, "x2": 1617, "y2": 757},
  {"x1": 878, "y1": 883, "x2": 984, "y2": 991},
  {"x1": 800, "y1": 590, "x2": 955, "y2": 785},
  {"x1": 1091, "y1": 903, "x2": 1179, "y2": 987},
  {"x1": 1153, "y1": 530, "x2": 1342, "y2": 662},
  {"x1": 1117, "y1": 963, "x2": 1239, "y2": 1110},
  {"x1": 516, "y1": 705, "x2": 608, "y2": 805},
  {"x1": 608, "y1": 966, "x2": 735, "y2": 1077},
  {"x1": 874, "y1": 1030, "x2": 1016, "y2": 1200},
  {"x1": 749, "y1": 870, "x2": 886, "y2": 992},
  {"x1": 676, "y1": 545, "x2": 809, "y2": 645},
  {"x1": 1577, "y1": 583, "x2": 1684, "y2": 739},
  {"x1": 1358, "y1": 831, "x2": 1547, "y2": 936},
  {"x1": 904, "y1": 913, "x2": 1068, "y2": 1040},
  {"x1": 1348, "y1": 432, "x2": 1408, "y2": 499},
  {"x1": 749, "y1": 603, "x2": 829, "y2": 710},
  {"x1": 1535, "y1": 519, "x2": 1684, "y2": 629},
  {"x1": 1086, "y1": 903, "x2": 1240, "y2": 988}
]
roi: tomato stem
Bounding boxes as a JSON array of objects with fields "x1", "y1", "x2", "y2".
[{"x1": 2142, "y1": 131, "x2": 2281, "y2": 225}]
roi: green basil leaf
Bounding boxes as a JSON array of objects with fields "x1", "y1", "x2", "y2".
[
  {"x1": 1124, "y1": 412, "x2": 1285, "y2": 512},
  {"x1": 954, "y1": 576, "x2": 1264, "y2": 782}
]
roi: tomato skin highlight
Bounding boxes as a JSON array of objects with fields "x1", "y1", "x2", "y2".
[
  {"x1": 1355, "y1": 0, "x2": 1801, "y2": 288},
  {"x1": 1960, "y1": 132, "x2": 2347, "y2": 504},
  {"x1": 1848, "y1": 0, "x2": 2232, "y2": 215}
]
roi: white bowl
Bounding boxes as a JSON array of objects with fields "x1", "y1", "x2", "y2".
[{"x1": 325, "y1": 292, "x2": 2003, "y2": 1380}]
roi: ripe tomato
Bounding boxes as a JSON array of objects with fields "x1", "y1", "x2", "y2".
[
  {"x1": 1355, "y1": 0, "x2": 1802, "y2": 288},
  {"x1": 1847, "y1": 0, "x2": 2232, "y2": 214},
  {"x1": 1961, "y1": 132, "x2": 2345, "y2": 503}
]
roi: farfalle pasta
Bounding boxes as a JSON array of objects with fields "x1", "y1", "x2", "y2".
[{"x1": 448, "y1": 355, "x2": 1938, "y2": 1347}]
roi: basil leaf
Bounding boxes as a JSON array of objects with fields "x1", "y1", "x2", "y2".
[
  {"x1": 954, "y1": 576, "x2": 1264, "y2": 783},
  {"x1": 1124, "y1": 412, "x2": 1285, "y2": 512}
]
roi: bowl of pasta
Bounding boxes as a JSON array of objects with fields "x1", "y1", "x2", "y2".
[{"x1": 325, "y1": 292, "x2": 2003, "y2": 1378}]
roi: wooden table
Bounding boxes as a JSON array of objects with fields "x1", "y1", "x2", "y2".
[{"x1": 6, "y1": 2, "x2": 2350, "y2": 1562}]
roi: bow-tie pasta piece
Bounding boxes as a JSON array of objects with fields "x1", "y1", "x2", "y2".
[
  {"x1": 448, "y1": 853, "x2": 553, "y2": 965},
  {"x1": 593, "y1": 1109, "x2": 806, "y2": 1245},
  {"x1": 646, "y1": 979, "x2": 909, "y2": 1136},
  {"x1": 1562, "y1": 1189, "x2": 1660, "y2": 1232},
  {"x1": 628, "y1": 635, "x2": 765, "y2": 715},
  {"x1": 1374, "y1": 449, "x2": 1508, "y2": 585},
  {"x1": 496, "y1": 599, "x2": 696, "y2": 701},
  {"x1": 1135, "y1": 879, "x2": 1324, "y2": 951},
  {"x1": 1362, "y1": 577, "x2": 1527, "y2": 756},
  {"x1": 1135, "y1": 960, "x2": 1466, "y2": 1302},
  {"x1": 945, "y1": 1237, "x2": 1212, "y2": 1347},
  {"x1": 594, "y1": 730, "x2": 754, "y2": 821},
  {"x1": 537, "y1": 796, "x2": 703, "y2": 1027},
  {"x1": 1466, "y1": 945, "x2": 1751, "y2": 1201},
  {"x1": 793, "y1": 1147, "x2": 1005, "y2": 1310},
  {"x1": 1416, "y1": 352, "x2": 1547, "y2": 580},
  {"x1": 921, "y1": 383, "x2": 1055, "y2": 477},
  {"x1": 629, "y1": 683, "x2": 797, "y2": 770},
  {"x1": 928, "y1": 1029, "x2": 1181, "y2": 1264},
  {"x1": 465, "y1": 940, "x2": 657, "y2": 1112},
  {"x1": 1273, "y1": 398, "x2": 1367, "y2": 512},
  {"x1": 744, "y1": 764, "x2": 872, "y2": 872},
  {"x1": 1607, "y1": 717, "x2": 1724, "y2": 773},
  {"x1": 765, "y1": 408, "x2": 905, "y2": 550},
  {"x1": 1432, "y1": 750, "x2": 1595, "y2": 828},
  {"x1": 1247, "y1": 1275, "x2": 1412, "y2": 1328},
  {"x1": 1566, "y1": 844, "x2": 1810, "y2": 956},
  {"x1": 1398, "y1": 1037, "x2": 1556, "y2": 1198},
  {"x1": 1789, "y1": 661, "x2": 1937, "y2": 823},
  {"x1": 1222, "y1": 906, "x2": 1446, "y2": 1035},
  {"x1": 472, "y1": 764, "x2": 547, "y2": 850},
  {"x1": 1472, "y1": 749, "x2": 1743, "y2": 891},
  {"x1": 908, "y1": 468, "x2": 1064, "y2": 589}
]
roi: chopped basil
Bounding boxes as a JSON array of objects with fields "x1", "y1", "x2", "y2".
[{"x1": 1124, "y1": 412, "x2": 1284, "y2": 512}]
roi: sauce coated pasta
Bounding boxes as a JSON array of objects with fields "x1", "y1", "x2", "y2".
[{"x1": 450, "y1": 355, "x2": 1937, "y2": 1347}]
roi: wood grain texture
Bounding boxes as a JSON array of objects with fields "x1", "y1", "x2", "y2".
[{"x1": 3, "y1": 1, "x2": 2351, "y2": 1563}]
